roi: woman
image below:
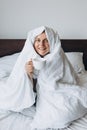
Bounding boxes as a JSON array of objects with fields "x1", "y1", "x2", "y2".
[
  {"x1": 25, "y1": 30, "x2": 50, "y2": 90},
  {"x1": 24, "y1": 26, "x2": 87, "y2": 129},
  {"x1": 0, "y1": 26, "x2": 87, "y2": 129},
  {"x1": 25, "y1": 27, "x2": 77, "y2": 84},
  {"x1": 25, "y1": 26, "x2": 77, "y2": 87}
]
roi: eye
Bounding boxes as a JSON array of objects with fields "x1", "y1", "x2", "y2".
[
  {"x1": 35, "y1": 39, "x2": 40, "y2": 43},
  {"x1": 43, "y1": 39, "x2": 48, "y2": 43}
]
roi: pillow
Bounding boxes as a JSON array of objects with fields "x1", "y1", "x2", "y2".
[
  {"x1": 0, "y1": 53, "x2": 20, "y2": 79},
  {"x1": 65, "y1": 52, "x2": 85, "y2": 74},
  {"x1": 83, "y1": 50, "x2": 87, "y2": 70}
]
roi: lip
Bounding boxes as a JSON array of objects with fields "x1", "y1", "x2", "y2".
[{"x1": 38, "y1": 48, "x2": 46, "y2": 51}]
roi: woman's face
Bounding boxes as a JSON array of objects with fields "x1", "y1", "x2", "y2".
[{"x1": 34, "y1": 32, "x2": 50, "y2": 57}]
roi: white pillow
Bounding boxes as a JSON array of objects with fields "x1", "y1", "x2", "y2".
[
  {"x1": 65, "y1": 52, "x2": 85, "y2": 74},
  {"x1": 0, "y1": 53, "x2": 20, "y2": 79}
]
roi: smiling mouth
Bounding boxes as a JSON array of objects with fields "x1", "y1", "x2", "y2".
[{"x1": 38, "y1": 48, "x2": 46, "y2": 51}]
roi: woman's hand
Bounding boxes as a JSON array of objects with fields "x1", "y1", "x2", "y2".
[{"x1": 25, "y1": 59, "x2": 34, "y2": 79}]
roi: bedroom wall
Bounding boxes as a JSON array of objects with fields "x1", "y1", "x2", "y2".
[{"x1": 0, "y1": 0, "x2": 87, "y2": 39}]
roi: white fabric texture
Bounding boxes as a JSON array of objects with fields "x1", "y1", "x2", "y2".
[
  {"x1": 0, "y1": 53, "x2": 20, "y2": 78},
  {"x1": 0, "y1": 26, "x2": 87, "y2": 129},
  {"x1": 0, "y1": 72, "x2": 87, "y2": 130},
  {"x1": 65, "y1": 52, "x2": 85, "y2": 74}
]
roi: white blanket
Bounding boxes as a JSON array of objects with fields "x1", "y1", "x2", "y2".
[{"x1": 0, "y1": 26, "x2": 87, "y2": 129}]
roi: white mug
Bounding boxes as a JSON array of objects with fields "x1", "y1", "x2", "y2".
[{"x1": 32, "y1": 59, "x2": 46, "y2": 70}]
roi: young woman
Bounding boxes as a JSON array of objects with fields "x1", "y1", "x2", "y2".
[
  {"x1": 0, "y1": 26, "x2": 87, "y2": 129},
  {"x1": 25, "y1": 31, "x2": 50, "y2": 88}
]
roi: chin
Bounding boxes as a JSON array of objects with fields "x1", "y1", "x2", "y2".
[
  {"x1": 39, "y1": 52, "x2": 50, "y2": 57},
  {"x1": 39, "y1": 54, "x2": 45, "y2": 57},
  {"x1": 38, "y1": 52, "x2": 45, "y2": 56},
  {"x1": 36, "y1": 51, "x2": 50, "y2": 57}
]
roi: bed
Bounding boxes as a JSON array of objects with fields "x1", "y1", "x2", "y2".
[{"x1": 0, "y1": 39, "x2": 87, "y2": 130}]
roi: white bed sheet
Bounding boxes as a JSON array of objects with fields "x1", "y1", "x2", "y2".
[{"x1": 0, "y1": 72, "x2": 87, "y2": 130}]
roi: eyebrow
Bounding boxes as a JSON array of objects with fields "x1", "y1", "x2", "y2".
[
  {"x1": 35, "y1": 38, "x2": 48, "y2": 41},
  {"x1": 35, "y1": 37, "x2": 40, "y2": 40}
]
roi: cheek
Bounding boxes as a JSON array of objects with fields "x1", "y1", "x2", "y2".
[
  {"x1": 46, "y1": 42, "x2": 50, "y2": 49},
  {"x1": 34, "y1": 44, "x2": 38, "y2": 51},
  {"x1": 47, "y1": 45, "x2": 50, "y2": 51}
]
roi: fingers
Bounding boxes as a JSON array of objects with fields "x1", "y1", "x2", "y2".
[
  {"x1": 25, "y1": 59, "x2": 34, "y2": 78},
  {"x1": 25, "y1": 63, "x2": 33, "y2": 73},
  {"x1": 26, "y1": 60, "x2": 33, "y2": 71},
  {"x1": 27, "y1": 58, "x2": 33, "y2": 65}
]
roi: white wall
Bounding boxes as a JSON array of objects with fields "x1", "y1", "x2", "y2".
[{"x1": 0, "y1": 0, "x2": 87, "y2": 39}]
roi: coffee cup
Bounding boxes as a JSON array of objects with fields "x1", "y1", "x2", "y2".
[{"x1": 32, "y1": 59, "x2": 46, "y2": 70}]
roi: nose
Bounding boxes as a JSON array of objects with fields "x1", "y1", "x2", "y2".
[{"x1": 39, "y1": 40, "x2": 44, "y2": 46}]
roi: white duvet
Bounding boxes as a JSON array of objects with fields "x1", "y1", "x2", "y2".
[
  {"x1": 0, "y1": 26, "x2": 87, "y2": 129},
  {"x1": 0, "y1": 72, "x2": 87, "y2": 130}
]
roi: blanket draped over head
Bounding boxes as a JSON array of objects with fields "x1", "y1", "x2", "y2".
[{"x1": 0, "y1": 26, "x2": 87, "y2": 128}]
